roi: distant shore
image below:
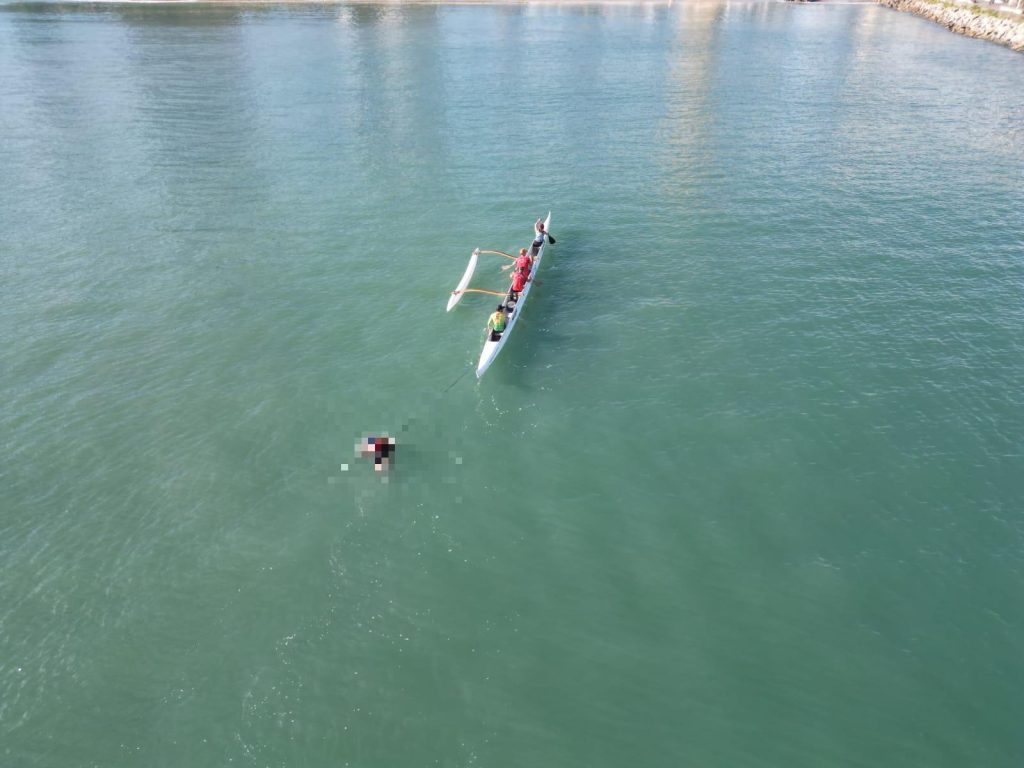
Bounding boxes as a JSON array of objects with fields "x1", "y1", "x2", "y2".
[
  {"x1": 15, "y1": 0, "x2": 1024, "y2": 52},
  {"x1": 12, "y1": 0, "x2": 686, "y2": 4},
  {"x1": 878, "y1": 0, "x2": 1024, "y2": 51}
]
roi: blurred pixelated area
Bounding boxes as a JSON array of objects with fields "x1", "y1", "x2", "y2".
[
  {"x1": 335, "y1": 418, "x2": 418, "y2": 479},
  {"x1": 356, "y1": 433, "x2": 396, "y2": 472},
  {"x1": 327, "y1": 390, "x2": 472, "y2": 487}
]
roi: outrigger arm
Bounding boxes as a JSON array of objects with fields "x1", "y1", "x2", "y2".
[
  {"x1": 446, "y1": 246, "x2": 520, "y2": 312},
  {"x1": 478, "y1": 249, "x2": 516, "y2": 260},
  {"x1": 452, "y1": 288, "x2": 505, "y2": 297}
]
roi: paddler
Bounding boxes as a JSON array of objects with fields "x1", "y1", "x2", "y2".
[
  {"x1": 531, "y1": 220, "x2": 555, "y2": 255},
  {"x1": 487, "y1": 304, "x2": 507, "y2": 337},
  {"x1": 514, "y1": 247, "x2": 533, "y2": 276},
  {"x1": 510, "y1": 267, "x2": 529, "y2": 298}
]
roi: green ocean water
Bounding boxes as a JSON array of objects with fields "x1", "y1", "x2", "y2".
[{"x1": 2, "y1": 1, "x2": 1023, "y2": 765}]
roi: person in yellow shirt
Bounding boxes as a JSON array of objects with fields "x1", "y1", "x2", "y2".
[{"x1": 487, "y1": 304, "x2": 507, "y2": 338}]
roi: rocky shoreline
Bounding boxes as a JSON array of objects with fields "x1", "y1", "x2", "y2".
[{"x1": 878, "y1": 0, "x2": 1024, "y2": 51}]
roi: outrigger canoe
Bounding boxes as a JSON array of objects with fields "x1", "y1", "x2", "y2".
[{"x1": 447, "y1": 212, "x2": 552, "y2": 378}]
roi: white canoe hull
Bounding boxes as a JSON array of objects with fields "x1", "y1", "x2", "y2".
[{"x1": 476, "y1": 212, "x2": 552, "y2": 378}]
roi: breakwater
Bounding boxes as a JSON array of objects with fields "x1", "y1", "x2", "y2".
[{"x1": 879, "y1": 0, "x2": 1024, "y2": 51}]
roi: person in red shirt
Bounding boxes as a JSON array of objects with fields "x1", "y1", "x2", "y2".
[
  {"x1": 513, "y1": 247, "x2": 533, "y2": 276},
  {"x1": 510, "y1": 267, "x2": 529, "y2": 297}
]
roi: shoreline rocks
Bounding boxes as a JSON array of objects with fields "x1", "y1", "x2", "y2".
[{"x1": 878, "y1": 0, "x2": 1024, "y2": 51}]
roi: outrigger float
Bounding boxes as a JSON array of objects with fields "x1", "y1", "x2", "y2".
[{"x1": 447, "y1": 213, "x2": 552, "y2": 378}]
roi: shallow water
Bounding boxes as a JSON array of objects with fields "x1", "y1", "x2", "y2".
[{"x1": 2, "y1": 2, "x2": 1023, "y2": 766}]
